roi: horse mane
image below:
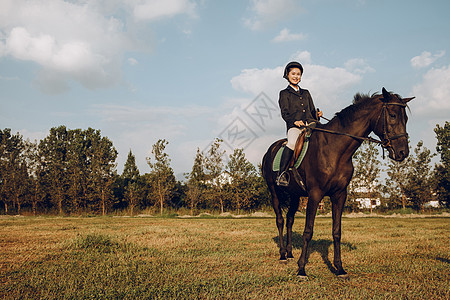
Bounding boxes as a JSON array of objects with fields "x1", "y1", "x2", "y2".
[{"x1": 334, "y1": 92, "x2": 380, "y2": 127}]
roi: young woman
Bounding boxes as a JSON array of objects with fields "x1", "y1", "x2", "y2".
[{"x1": 277, "y1": 61, "x2": 323, "y2": 186}]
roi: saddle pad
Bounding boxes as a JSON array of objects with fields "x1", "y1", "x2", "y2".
[{"x1": 272, "y1": 135, "x2": 310, "y2": 172}]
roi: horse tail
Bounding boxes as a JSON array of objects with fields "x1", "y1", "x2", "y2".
[{"x1": 261, "y1": 150, "x2": 269, "y2": 179}]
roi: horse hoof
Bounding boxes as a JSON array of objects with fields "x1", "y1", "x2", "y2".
[
  {"x1": 297, "y1": 274, "x2": 308, "y2": 280},
  {"x1": 337, "y1": 273, "x2": 350, "y2": 280},
  {"x1": 297, "y1": 269, "x2": 308, "y2": 279}
]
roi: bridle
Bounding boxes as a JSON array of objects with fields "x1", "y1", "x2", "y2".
[
  {"x1": 312, "y1": 98, "x2": 408, "y2": 156},
  {"x1": 375, "y1": 100, "x2": 408, "y2": 149}
]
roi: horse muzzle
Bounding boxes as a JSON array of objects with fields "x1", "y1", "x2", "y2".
[{"x1": 386, "y1": 140, "x2": 409, "y2": 162}]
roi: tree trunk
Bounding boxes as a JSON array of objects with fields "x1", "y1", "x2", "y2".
[
  {"x1": 17, "y1": 196, "x2": 21, "y2": 215},
  {"x1": 57, "y1": 188, "x2": 63, "y2": 215},
  {"x1": 102, "y1": 188, "x2": 105, "y2": 216},
  {"x1": 158, "y1": 181, "x2": 164, "y2": 216},
  {"x1": 33, "y1": 186, "x2": 38, "y2": 216}
]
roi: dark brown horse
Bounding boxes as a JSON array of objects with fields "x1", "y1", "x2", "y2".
[{"x1": 262, "y1": 88, "x2": 414, "y2": 279}]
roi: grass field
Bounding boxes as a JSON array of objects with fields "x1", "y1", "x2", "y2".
[{"x1": 1, "y1": 215, "x2": 449, "y2": 299}]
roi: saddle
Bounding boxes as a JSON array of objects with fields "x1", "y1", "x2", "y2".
[
  {"x1": 273, "y1": 130, "x2": 310, "y2": 172},
  {"x1": 272, "y1": 130, "x2": 310, "y2": 190}
]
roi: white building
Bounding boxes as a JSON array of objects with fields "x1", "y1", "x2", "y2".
[
  {"x1": 424, "y1": 200, "x2": 440, "y2": 208},
  {"x1": 356, "y1": 197, "x2": 381, "y2": 209},
  {"x1": 352, "y1": 185, "x2": 381, "y2": 209}
]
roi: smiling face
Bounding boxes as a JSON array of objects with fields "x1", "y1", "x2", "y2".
[{"x1": 287, "y1": 67, "x2": 302, "y2": 85}]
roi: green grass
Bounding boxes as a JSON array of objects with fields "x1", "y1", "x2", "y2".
[{"x1": 0, "y1": 216, "x2": 448, "y2": 299}]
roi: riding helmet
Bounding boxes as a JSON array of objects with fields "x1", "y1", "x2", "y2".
[{"x1": 283, "y1": 61, "x2": 304, "y2": 79}]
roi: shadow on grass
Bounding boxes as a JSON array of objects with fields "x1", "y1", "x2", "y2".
[
  {"x1": 436, "y1": 257, "x2": 450, "y2": 264},
  {"x1": 273, "y1": 231, "x2": 357, "y2": 275}
]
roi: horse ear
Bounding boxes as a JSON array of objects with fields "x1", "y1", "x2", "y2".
[
  {"x1": 381, "y1": 87, "x2": 391, "y2": 101},
  {"x1": 403, "y1": 97, "x2": 415, "y2": 103}
]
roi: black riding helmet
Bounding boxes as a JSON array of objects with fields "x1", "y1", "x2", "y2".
[{"x1": 283, "y1": 61, "x2": 304, "y2": 79}]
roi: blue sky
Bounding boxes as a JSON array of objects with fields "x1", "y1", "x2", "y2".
[{"x1": 1, "y1": 0, "x2": 449, "y2": 177}]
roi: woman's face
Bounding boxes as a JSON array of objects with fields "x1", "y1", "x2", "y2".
[{"x1": 287, "y1": 68, "x2": 302, "y2": 85}]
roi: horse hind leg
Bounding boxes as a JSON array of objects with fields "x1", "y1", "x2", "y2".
[
  {"x1": 270, "y1": 187, "x2": 288, "y2": 262},
  {"x1": 285, "y1": 196, "x2": 300, "y2": 260},
  {"x1": 276, "y1": 208, "x2": 287, "y2": 262}
]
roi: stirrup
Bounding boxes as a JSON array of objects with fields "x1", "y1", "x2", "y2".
[{"x1": 276, "y1": 171, "x2": 290, "y2": 186}]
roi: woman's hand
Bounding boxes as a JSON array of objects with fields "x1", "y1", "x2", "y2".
[
  {"x1": 317, "y1": 110, "x2": 323, "y2": 118},
  {"x1": 294, "y1": 120, "x2": 305, "y2": 127}
]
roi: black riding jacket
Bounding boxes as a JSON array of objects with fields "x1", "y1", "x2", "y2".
[{"x1": 278, "y1": 85, "x2": 318, "y2": 131}]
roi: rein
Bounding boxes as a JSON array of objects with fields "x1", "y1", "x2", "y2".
[
  {"x1": 312, "y1": 127, "x2": 384, "y2": 144},
  {"x1": 313, "y1": 101, "x2": 408, "y2": 158}
]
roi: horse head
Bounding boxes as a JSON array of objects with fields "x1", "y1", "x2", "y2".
[{"x1": 372, "y1": 87, "x2": 414, "y2": 161}]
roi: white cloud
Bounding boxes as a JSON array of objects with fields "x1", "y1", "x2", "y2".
[
  {"x1": 410, "y1": 50, "x2": 445, "y2": 68},
  {"x1": 225, "y1": 52, "x2": 366, "y2": 167},
  {"x1": 0, "y1": 1, "x2": 131, "y2": 93},
  {"x1": 411, "y1": 65, "x2": 450, "y2": 116},
  {"x1": 408, "y1": 65, "x2": 450, "y2": 159},
  {"x1": 128, "y1": 57, "x2": 139, "y2": 66},
  {"x1": 230, "y1": 52, "x2": 362, "y2": 112},
  {"x1": 0, "y1": 0, "x2": 197, "y2": 94},
  {"x1": 230, "y1": 67, "x2": 284, "y2": 97},
  {"x1": 344, "y1": 58, "x2": 375, "y2": 74},
  {"x1": 244, "y1": 0, "x2": 301, "y2": 30},
  {"x1": 131, "y1": 0, "x2": 197, "y2": 21},
  {"x1": 272, "y1": 28, "x2": 306, "y2": 42},
  {"x1": 290, "y1": 50, "x2": 312, "y2": 64}
]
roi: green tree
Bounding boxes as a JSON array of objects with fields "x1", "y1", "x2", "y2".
[
  {"x1": 38, "y1": 126, "x2": 117, "y2": 215},
  {"x1": 185, "y1": 148, "x2": 206, "y2": 215},
  {"x1": 348, "y1": 141, "x2": 382, "y2": 213},
  {"x1": 25, "y1": 140, "x2": 46, "y2": 215},
  {"x1": 122, "y1": 150, "x2": 141, "y2": 216},
  {"x1": 0, "y1": 129, "x2": 28, "y2": 214},
  {"x1": 226, "y1": 148, "x2": 258, "y2": 213},
  {"x1": 434, "y1": 122, "x2": 449, "y2": 207},
  {"x1": 404, "y1": 141, "x2": 434, "y2": 211},
  {"x1": 147, "y1": 139, "x2": 176, "y2": 215},
  {"x1": 66, "y1": 129, "x2": 88, "y2": 212},
  {"x1": 204, "y1": 139, "x2": 226, "y2": 213},
  {"x1": 39, "y1": 126, "x2": 69, "y2": 215},
  {"x1": 88, "y1": 129, "x2": 117, "y2": 215},
  {"x1": 383, "y1": 157, "x2": 410, "y2": 209}
]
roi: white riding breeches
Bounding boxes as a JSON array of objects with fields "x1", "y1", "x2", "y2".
[{"x1": 286, "y1": 127, "x2": 305, "y2": 150}]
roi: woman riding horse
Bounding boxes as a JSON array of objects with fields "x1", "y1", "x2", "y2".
[
  {"x1": 262, "y1": 87, "x2": 414, "y2": 279},
  {"x1": 277, "y1": 61, "x2": 323, "y2": 186}
]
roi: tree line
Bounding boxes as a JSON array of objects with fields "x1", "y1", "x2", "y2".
[
  {"x1": 349, "y1": 121, "x2": 449, "y2": 212},
  {"x1": 0, "y1": 126, "x2": 269, "y2": 215},
  {"x1": 1, "y1": 122, "x2": 449, "y2": 215}
]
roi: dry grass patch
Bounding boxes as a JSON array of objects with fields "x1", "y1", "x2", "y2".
[{"x1": 0, "y1": 216, "x2": 448, "y2": 299}]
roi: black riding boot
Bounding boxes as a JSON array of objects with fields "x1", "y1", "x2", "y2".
[{"x1": 276, "y1": 147, "x2": 294, "y2": 186}]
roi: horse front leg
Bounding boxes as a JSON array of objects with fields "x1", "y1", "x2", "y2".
[
  {"x1": 331, "y1": 190, "x2": 349, "y2": 279},
  {"x1": 297, "y1": 191, "x2": 322, "y2": 278}
]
